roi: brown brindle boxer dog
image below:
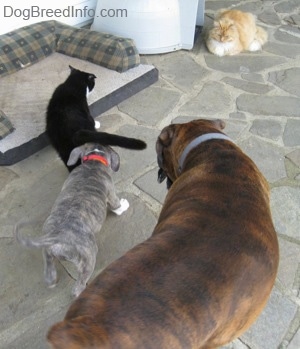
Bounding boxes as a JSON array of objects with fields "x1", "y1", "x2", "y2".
[{"x1": 47, "y1": 119, "x2": 279, "y2": 349}]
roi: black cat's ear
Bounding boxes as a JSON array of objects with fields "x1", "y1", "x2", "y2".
[{"x1": 69, "y1": 65, "x2": 75, "y2": 73}]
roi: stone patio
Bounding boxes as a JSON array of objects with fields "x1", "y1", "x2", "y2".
[{"x1": 0, "y1": 0, "x2": 299, "y2": 348}]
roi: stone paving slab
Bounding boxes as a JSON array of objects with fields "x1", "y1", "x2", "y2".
[
  {"x1": 204, "y1": 55, "x2": 287, "y2": 74},
  {"x1": 271, "y1": 187, "x2": 300, "y2": 241},
  {"x1": 240, "y1": 289, "x2": 298, "y2": 349},
  {"x1": 134, "y1": 167, "x2": 168, "y2": 205},
  {"x1": 1, "y1": 0, "x2": 299, "y2": 348},
  {"x1": 268, "y1": 68, "x2": 300, "y2": 97},
  {"x1": 287, "y1": 328, "x2": 300, "y2": 349},
  {"x1": 283, "y1": 120, "x2": 300, "y2": 147},
  {"x1": 286, "y1": 150, "x2": 300, "y2": 168},
  {"x1": 274, "y1": 26, "x2": 300, "y2": 44},
  {"x1": 237, "y1": 94, "x2": 300, "y2": 118},
  {"x1": 249, "y1": 119, "x2": 283, "y2": 141},
  {"x1": 277, "y1": 238, "x2": 300, "y2": 296},
  {"x1": 222, "y1": 77, "x2": 274, "y2": 94},
  {"x1": 118, "y1": 86, "x2": 181, "y2": 126},
  {"x1": 147, "y1": 52, "x2": 211, "y2": 92},
  {"x1": 179, "y1": 81, "x2": 232, "y2": 116},
  {"x1": 240, "y1": 137, "x2": 286, "y2": 183}
]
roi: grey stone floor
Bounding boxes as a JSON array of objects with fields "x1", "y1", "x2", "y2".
[{"x1": 1, "y1": 0, "x2": 299, "y2": 348}]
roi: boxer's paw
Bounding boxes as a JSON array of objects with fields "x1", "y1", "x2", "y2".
[{"x1": 112, "y1": 199, "x2": 129, "y2": 215}]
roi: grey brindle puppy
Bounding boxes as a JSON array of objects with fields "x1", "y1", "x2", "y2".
[{"x1": 15, "y1": 143, "x2": 129, "y2": 297}]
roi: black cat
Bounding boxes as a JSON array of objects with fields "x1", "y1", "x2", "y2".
[{"x1": 46, "y1": 65, "x2": 146, "y2": 171}]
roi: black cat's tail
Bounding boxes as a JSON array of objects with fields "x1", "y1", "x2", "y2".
[{"x1": 73, "y1": 130, "x2": 147, "y2": 150}]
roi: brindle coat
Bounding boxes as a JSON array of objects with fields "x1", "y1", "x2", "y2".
[
  {"x1": 47, "y1": 119, "x2": 279, "y2": 349},
  {"x1": 15, "y1": 143, "x2": 128, "y2": 298}
]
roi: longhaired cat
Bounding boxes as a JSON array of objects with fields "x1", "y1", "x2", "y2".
[
  {"x1": 206, "y1": 9, "x2": 268, "y2": 56},
  {"x1": 46, "y1": 65, "x2": 146, "y2": 171}
]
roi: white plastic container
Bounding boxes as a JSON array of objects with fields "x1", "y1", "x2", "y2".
[{"x1": 91, "y1": 0, "x2": 205, "y2": 54}]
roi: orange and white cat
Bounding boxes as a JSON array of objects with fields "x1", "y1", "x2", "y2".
[{"x1": 206, "y1": 9, "x2": 268, "y2": 56}]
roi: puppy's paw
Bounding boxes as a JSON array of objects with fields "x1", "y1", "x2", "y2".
[
  {"x1": 45, "y1": 268, "x2": 57, "y2": 288},
  {"x1": 45, "y1": 277, "x2": 58, "y2": 289},
  {"x1": 95, "y1": 120, "x2": 101, "y2": 129},
  {"x1": 112, "y1": 199, "x2": 129, "y2": 215},
  {"x1": 72, "y1": 283, "x2": 86, "y2": 298},
  {"x1": 47, "y1": 282, "x2": 58, "y2": 289}
]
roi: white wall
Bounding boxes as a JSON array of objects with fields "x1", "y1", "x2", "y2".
[{"x1": 0, "y1": 0, "x2": 97, "y2": 34}]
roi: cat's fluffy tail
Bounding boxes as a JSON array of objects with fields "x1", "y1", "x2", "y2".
[
  {"x1": 255, "y1": 26, "x2": 268, "y2": 46},
  {"x1": 73, "y1": 130, "x2": 147, "y2": 150},
  {"x1": 249, "y1": 26, "x2": 268, "y2": 52}
]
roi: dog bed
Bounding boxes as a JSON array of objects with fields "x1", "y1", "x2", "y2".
[{"x1": 0, "y1": 21, "x2": 158, "y2": 165}]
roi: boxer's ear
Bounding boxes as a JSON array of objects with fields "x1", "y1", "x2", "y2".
[
  {"x1": 158, "y1": 167, "x2": 167, "y2": 183},
  {"x1": 156, "y1": 141, "x2": 164, "y2": 168},
  {"x1": 156, "y1": 125, "x2": 176, "y2": 168},
  {"x1": 213, "y1": 119, "x2": 226, "y2": 130},
  {"x1": 158, "y1": 125, "x2": 176, "y2": 146}
]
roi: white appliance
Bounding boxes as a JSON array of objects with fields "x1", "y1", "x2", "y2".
[{"x1": 91, "y1": 0, "x2": 205, "y2": 54}]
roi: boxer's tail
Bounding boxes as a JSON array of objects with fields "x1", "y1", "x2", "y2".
[{"x1": 47, "y1": 317, "x2": 109, "y2": 348}]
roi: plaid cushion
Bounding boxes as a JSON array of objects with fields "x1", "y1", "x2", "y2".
[
  {"x1": 0, "y1": 21, "x2": 139, "y2": 76},
  {"x1": 0, "y1": 21, "x2": 56, "y2": 77},
  {"x1": 0, "y1": 110, "x2": 15, "y2": 140},
  {"x1": 56, "y1": 23, "x2": 140, "y2": 72}
]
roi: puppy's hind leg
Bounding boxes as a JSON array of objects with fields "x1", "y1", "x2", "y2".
[
  {"x1": 43, "y1": 248, "x2": 57, "y2": 288},
  {"x1": 72, "y1": 251, "x2": 97, "y2": 298},
  {"x1": 107, "y1": 188, "x2": 129, "y2": 216},
  {"x1": 111, "y1": 198, "x2": 129, "y2": 215}
]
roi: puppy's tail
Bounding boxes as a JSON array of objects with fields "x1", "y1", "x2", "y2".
[
  {"x1": 73, "y1": 130, "x2": 147, "y2": 150},
  {"x1": 14, "y1": 220, "x2": 56, "y2": 249}
]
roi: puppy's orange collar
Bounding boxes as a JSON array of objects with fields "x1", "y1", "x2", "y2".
[{"x1": 82, "y1": 154, "x2": 108, "y2": 166}]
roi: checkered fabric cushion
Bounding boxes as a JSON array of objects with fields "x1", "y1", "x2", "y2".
[
  {"x1": 0, "y1": 21, "x2": 56, "y2": 77},
  {"x1": 0, "y1": 110, "x2": 15, "y2": 140},
  {"x1": 56, "y1": 23, "x2": 140, "y2": 73},
  {"x1": 0, "y1": 21, "x2": 140, "y2": 76}
]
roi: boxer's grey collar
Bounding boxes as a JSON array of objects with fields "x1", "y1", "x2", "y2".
[{"x1": 178, "y1": 133, "x2": 233, "y2": 172}]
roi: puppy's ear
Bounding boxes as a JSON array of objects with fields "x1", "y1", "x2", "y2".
[
  {"x1": 67, "y1": 146, "x2": 84, "y2": 166},
  {"x1": 107, "y1": 147, "x2": 120, "y2": 172}
]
